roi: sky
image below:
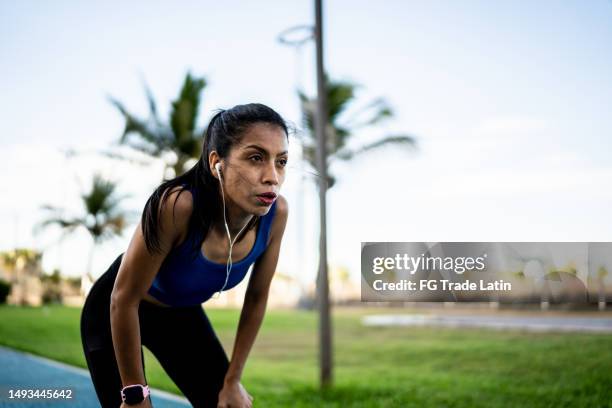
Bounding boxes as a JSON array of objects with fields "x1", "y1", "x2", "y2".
[{"x1": 1, "y1": 0, "x2": 612, "y2": 287}]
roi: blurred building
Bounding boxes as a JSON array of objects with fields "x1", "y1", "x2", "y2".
[
  {"x1": 301, "y1": 265, "x2": 361, "y2": 306},
  {"x1": 0, "y1": 251, "x2": 357, "y2": 309},
  {"x1": 0, "y1": 248, "x2": 83, "y2": 307},
  {"x1": 0, "y1": 248, "x2": 44, "y2": 306},
  {"x1": 206, "y1": 269, "x2": 306, "y2": 309}
]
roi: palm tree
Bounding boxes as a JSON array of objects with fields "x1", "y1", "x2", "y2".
[
  {"x1": 298, "y1": 73, "x2": 417, "y2": 388},
  {"x1": 34, "y1": 173, "x2": 134, "y2": 296},
  {"x1": 298, "y1": 76, "x2": 417, "y2": 189},
  {"x1": 107, "y1": 73, "x2": 207, "y2": 178}
]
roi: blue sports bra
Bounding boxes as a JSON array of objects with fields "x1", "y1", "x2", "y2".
[{"x1": 147, "y1": 185, "x2": 277, "y2": 307}]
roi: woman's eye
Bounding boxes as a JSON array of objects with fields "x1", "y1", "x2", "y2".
[
  {"x1": 249, "y1": 155, "x2": 263, "y2": 162},
  {"x1": 278, "y1": 159, "x2": 288, "y2": 167}
]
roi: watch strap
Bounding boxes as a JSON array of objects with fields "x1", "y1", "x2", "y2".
[{"x1": 120, "y1": 384, "x2": 150, "y2": 404}]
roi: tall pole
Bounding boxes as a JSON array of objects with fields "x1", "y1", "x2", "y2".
[
  {"x1": 276, "y1": 23, "x2": 314, "y2": 307},
  {"x1": 314, "y1": 0, "x2": 332, "y2": 388}
]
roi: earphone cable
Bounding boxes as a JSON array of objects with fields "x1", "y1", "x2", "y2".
[{"x1": 212, "y1": 167, "x2": 252, "y2": 299}]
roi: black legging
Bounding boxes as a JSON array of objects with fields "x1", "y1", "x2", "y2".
[{"x1": 80, "y1": 253, "x2": 230, "y2": 407}]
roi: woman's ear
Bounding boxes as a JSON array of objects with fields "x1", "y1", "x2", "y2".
[{"x1": 208, "y1": 151, "x2": 221, "y2": 179}]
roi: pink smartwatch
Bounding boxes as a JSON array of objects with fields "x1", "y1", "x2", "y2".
[{"x1": 121, "y1": 384, "x2": 150, "y2": 405}]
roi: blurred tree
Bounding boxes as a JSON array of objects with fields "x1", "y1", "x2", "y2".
[
  {"x1": 298, "y1": 76, "x2": 416, "y2": 189},
  {"x1": 34, "y1": 173, "x2": 133, "y2": 296},
  {"x1": 0, "y1": 251, "x2": 18, "y2": 271},
  {"x1": 39, "y1": 269, "x2": 60, "y2": 285},
  {"x1": 108, "y1": 72, "x2": 207, "y2": 178},
  {"x1": 0, "y1": 251, "x2": 18, "y2": 304},
  {"x1": 39, "y1": 269, "x2": 65, "y2": 305},
  {"x1": 0, "y1": 279, "x2": 10, "y2": 304},
  {"x1": 0, "y1": 249, "x2": 41, "y2": 270}
]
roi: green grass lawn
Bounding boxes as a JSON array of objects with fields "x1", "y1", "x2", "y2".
[{"x1": 0, "y1": 304, "x2": 611, "y2": 407}]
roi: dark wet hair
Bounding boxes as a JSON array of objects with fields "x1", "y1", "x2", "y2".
[{"x1": 141, "y1": 103, "x2": 288, "y2": 258}]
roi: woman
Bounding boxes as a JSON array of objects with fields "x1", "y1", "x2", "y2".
[{"x1": 80, "y1": 103, "x2": 289, "y2": 408}]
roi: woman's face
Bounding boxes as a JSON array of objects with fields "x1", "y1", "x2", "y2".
[{"x1": 217, "y1": 122, "x2": 288, "y2": 217}]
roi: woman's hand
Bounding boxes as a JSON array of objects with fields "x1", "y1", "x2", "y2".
[{"x1": 217, "y1": 380, "x2": 253, "y2": 408}]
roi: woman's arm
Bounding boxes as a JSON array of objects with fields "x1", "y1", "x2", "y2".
[
  {"x1": 224, "y1": 195, "x2": 289, "y2": 385},
  {"x1": 110, "y1": 188, "x2": 192, "y2": 390}
]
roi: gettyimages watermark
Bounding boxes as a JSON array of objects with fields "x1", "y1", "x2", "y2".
[{"x1": 361, "y1": 242, "x2": 612, "y2": 303}]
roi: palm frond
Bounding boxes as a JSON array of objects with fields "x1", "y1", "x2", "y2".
[
  {"x1": 142, "y1": 79, "x2": 160, "y2": 125},
  {"x1": 298, "y1": 80, "x2": 358, "y2": 136},
  {"x1": 297, "y1": 75, "x2": 419, "y2": 191},
  {"x1": 107, "y1": 96, "x2": 170, "y2": 153},
  {"x1": 333, "y1": 135, "x2": 416, "y2": 161},
  {"x1": 298, "y1": 90, "x2": 317, "y2": 138},
  {"x1": 327, "y1": 78, "x2": 358, "y2": 121},
  {"x1": 170, "y1": 73, "x2": 207, "y2": 143},
  {"x1": 341, "y1": 98, "x2": 393, "y2": 129},
  {"x1": 34, "y1": 216, "x2": 85, "y2": 238},
  {"x1": 97, "y1": 149, "x2": 157, "y2": 167},
  {"x1": 81, "y1": 174, "x2": 122, "y2": 216},
  {"x1": 109, "y1": 71, "x2": 208, "y2": 179}
]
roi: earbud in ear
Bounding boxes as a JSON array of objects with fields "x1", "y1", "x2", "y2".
[{"x1": 215, "y1": 162, "x2": 222, "y2": 178}]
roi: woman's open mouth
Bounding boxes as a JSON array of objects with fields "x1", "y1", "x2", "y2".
[{"x1": 256, "y1": 192, "x2": 277, "y2": 205}]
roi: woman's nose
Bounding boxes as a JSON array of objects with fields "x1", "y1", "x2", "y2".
[{"x1": 263, "y1": 162, "x2": 279, "y2": 185}]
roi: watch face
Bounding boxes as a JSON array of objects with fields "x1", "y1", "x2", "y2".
[{"x1": 123, "y1": 385, "x2": 144, "y2": 404}]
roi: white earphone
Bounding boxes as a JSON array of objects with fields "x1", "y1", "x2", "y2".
[{"x1": 212, "y1": 161, "x2": 253, "y2": 298}]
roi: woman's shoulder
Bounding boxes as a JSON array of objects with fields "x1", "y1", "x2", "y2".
[
  {"x1": 160, "y1": 185, "x2": 194, "y2": 243},
  {"x1": 163, "y1": 185, "x2": 194, "y2": 216},
  {"x1": 273, "y1": 194, "x2": 288, "y2": 219}
]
